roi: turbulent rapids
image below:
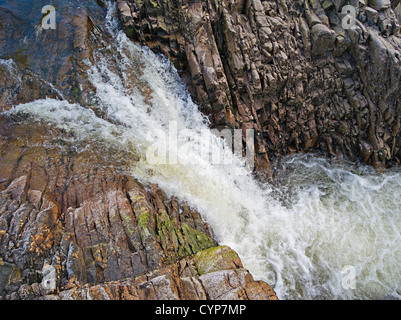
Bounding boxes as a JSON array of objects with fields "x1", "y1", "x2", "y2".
[{"x1": 5, "y1": 3, "x2": 401, "y2": 300}]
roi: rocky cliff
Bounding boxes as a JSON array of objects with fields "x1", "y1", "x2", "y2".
[{"x1": 117, "y1": 0, "x2": 401, "y2": 177}]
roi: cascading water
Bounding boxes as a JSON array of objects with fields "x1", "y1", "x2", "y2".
[{"x1": 4, "y1": 2, "x2": 401, "y2": 300}]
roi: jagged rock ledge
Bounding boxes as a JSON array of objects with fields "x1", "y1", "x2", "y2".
[
  {"x1": 0, "y1": 115, "x2": 277, "y2": 300},
  {"x1": 30, "y1": 246, "x2": 277, "y2": 300}
]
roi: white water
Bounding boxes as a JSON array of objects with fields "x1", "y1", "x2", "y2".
[{"x1": 6, "y1": 3, "x2": 401, "y2": 300}]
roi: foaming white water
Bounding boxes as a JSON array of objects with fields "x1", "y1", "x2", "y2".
[
  {"x1": 0, "y1": 58, "x2": 17, "y2": 70},
  {"x1": 266, "y1": 155, "x2": 401, "y2": 299},
  {"x1": 0, "y1": 58, "x2": 21, "y2": 84},
  {"x1": 7, "y1": 3, "x2": 401, "y2": 300}
]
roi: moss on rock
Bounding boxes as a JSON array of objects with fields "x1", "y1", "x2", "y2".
[{"x1": 193, "y1": 245, "x2": 243, "y2": 276}]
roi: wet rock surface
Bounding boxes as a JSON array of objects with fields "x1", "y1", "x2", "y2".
[
  {"x1": 117, "y1": 0, "x2": 401, "y2": 175},
  {"x1": 0, "y1": 0, "x2": 106, "y2": 107}
]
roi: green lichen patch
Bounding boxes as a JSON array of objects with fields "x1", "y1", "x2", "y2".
[
  {"x1": 179, "y1": 223, "x2": 215, "y2": 257},
  {"x1": 155, "y1": 211, "x2": 215, "y2": 264},
  {"x1": 193, "y1": 245, "x2": 242, "y2": 276},
  {"x1": 137, "y1": 209, "x2": 152, "y2": 242}
]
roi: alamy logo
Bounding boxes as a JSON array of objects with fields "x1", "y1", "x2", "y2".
[
  {"x1": 41, "y1": 5, "x2": 56, "y2": 30},
  {"x1": 145, "y1": 121, "x2": 255, "y2": 172},
  {"x1": 342, "y1": 5, "x2": 356, "y2": 30},
  {"x1": 341, "y1": 265, "x2": 356, "y2": 290},
  {"x1": 40, "y1": 264, "x2": 57, "y2": 292}
]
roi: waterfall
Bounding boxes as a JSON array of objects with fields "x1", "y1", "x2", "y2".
[{"x1": 5, "y1": 2, "x2": 401, "y2": 300}]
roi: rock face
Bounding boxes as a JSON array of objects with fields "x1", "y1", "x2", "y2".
[
  {"x1": 0, "y1": 0, "x2": 277, "y2": 300},
  {"x1": 0, "y1": 116, "x2": 277, "y2": 300},
  {"x1": 117, "y1": 0, "x2": 401, "y2": 175},
  {"x1": 50, "y1": 246, "x2": 278, "y2": 300},
  {"x1": 0, "y1": 0, "x2": 101, "y2": 107}
]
